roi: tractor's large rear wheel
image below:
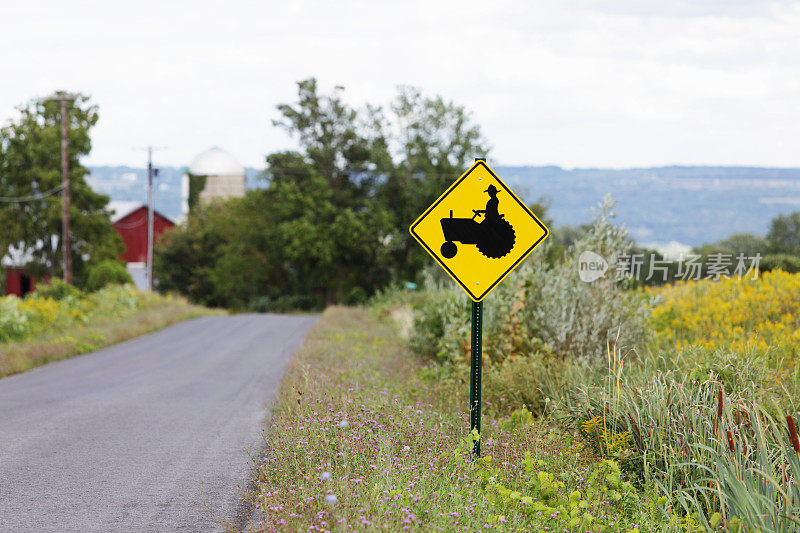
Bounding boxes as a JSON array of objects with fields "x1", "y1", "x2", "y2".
[{"x1": 477, "y1": 217, "x2": 515, "y2": 259}]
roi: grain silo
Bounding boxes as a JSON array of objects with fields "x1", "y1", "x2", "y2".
[{"x1": 185, "y1": 147, "x2": 246, "y2": 208}]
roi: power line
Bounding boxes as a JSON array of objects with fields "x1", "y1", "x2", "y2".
[
  {"x1": 112, "y1": 215, "x2": 147, "y2": 229},
  {"x1": 0, "y1": 183, "x2": 66, "y2": 203}
]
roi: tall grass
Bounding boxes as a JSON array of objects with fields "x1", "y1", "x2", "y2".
[
  {"x1": 0, "y1": 284, "x2": 215, "y2": 377},
  {"x1": 0, "y1": 283, "x2": 142, "y2": 342},
  {"x1": 667, "y1": 405, "x2": 800, "y2": 531}
]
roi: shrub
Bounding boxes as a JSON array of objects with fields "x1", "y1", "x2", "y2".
[
  {"x1": 482, "y1": 352, "x2": 574, "y2": 413},
  {"x1": 247, "y1": 294, "x2": 320, "y2": 313},
  {"x1": 21, "y1": 294, "x2": 75, "y2": 331},
  {"x1": 368, "y1": 283, "x2": 430, "y2": 311},
  {"x1": 86, "y1": 260, "x2": 133, "y2": 292},
  {"x1": 409, "y1": 196, "x2": 650, "y2": 365},
  {"x1": 408, "y1": 289, "x2": 470, "y2": 362},
  {"x1": 33, "y1": 278, "x2": 83, "y2": 301},
  {"x1": 89, "y1": 283, "x2": 141, "y2": 314},
  {"x1": 760, "y1": 253, "x2": 800, "y2": 273},
  {"x1": 0, "y1": 283, "x2": 145, "y2": 345},
  {"x1": 0, "y1": 296, "x2": 32, "y2": 342},
  {"x1": 343, "y1": 286, "x2": 368, "y2": 306},
  {"x1": 522, "y1": 196, "x2": 649, "y2": 360}
]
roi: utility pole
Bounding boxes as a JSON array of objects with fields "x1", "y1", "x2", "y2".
[
  {"x1": 61, "y1": 97, "x2": 71, "y2": 284},
  {"x1": 135, "y1": 145, "x2": 164, "y2": 292},
  {"x1": 146, "y1": 147, "x2": 159, "y2": 292},
  {"x1": 46, "y1": 92, "x2": 78, "y2": 284}
]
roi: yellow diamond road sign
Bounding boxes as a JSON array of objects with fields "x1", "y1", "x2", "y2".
[{"x1": 409, "y1": 161, "x2": 549, "y2": 302}]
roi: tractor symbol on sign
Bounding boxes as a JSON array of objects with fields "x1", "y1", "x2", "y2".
[{"x1": 440, "y1": 185, "x2": 516, "y2": 259}]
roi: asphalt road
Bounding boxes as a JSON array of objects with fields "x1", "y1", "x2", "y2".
[{"x1": 0, "y1": 313, "x2": 317, "y2": 532}]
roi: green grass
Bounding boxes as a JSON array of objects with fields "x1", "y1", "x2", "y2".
[
  {"x1": 0, "y1": 294, "x2": 218, "y2": 378},
  {"x1": 401, "y1": 269, "x2": 800, "y2": 531},
  {"x1": 245, "y1": 307, "x2": 668, "y2": 532}
]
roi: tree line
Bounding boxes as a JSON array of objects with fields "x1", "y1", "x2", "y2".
[
  {"x1": 154, "y1": 79, "x2": 488, "y2": 309},
  {"x1": 3, "y1": 83, "x2": 800, "y2": 303}
]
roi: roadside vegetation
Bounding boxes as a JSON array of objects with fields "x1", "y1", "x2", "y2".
[
  {"x1": 0, "y1": 280, "x2": 214, "y2": 377},
  {"x1": 247, "y1": 307, "x2": 667, "y2": 532},
  {"x1": 403, "y1": 201, "x2": 800, "y2": 531},
  {"x1": 250, "y1": 197, "x2": 800, "y2": 532}
]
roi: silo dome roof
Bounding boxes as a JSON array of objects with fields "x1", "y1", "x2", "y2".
[{"x1": 188, "y1": 146, "x2": 245, "y2": 176}]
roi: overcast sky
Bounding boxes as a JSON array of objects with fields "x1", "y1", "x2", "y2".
[{"x1": 1, "y1": 0, "x2": 798, "y2": 169}]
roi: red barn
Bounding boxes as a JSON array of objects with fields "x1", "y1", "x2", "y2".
[
  {"x1": 110, "y1": 202, "x2": 176, "y2": 263},
  {"x1": 2, "y1": 204, "x2": 175, "y2": 296},
  {"x1": 110, "y1": 202, "x2": 175, "y2": 289},
  {"x1": 2, "y1": 245, "x2": 50, "y2": 297},
  {"x1": 4, "y1": 267, "x2": 49, "y2": 297}
]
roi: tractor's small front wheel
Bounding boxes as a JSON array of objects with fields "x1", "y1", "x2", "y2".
[{"x1": 441, "y1": 241, "x2": 457, "y2": 259}]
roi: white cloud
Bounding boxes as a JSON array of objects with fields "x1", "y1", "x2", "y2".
[{"x1": 1, "y1": 0, "x2": 798, "y2": 169}]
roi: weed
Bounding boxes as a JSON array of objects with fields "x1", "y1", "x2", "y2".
[{"x1": 248, "y1": 308, "x2": 668, "y2": 531}]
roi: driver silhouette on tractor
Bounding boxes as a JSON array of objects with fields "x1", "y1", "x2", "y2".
[
  {"x1": 476, "y1": 184, "x2": 501, "y2": 222},
  {"x1": 440, "y1": 184, "x2": 516, "y2": 259}
]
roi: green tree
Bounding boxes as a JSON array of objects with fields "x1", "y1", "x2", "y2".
[
  {"x1": 154, "y1": 200, "x2": 232, "y2": 305},
  {"x1": 186, "y1": 172, "x2": 207, "y2": 211},
  {"x1": 376, "y1": 86, "x2": 489, "y2": 282},
  {"x1": 271, "y1": 79, "x2": 488, "y2": 285},
  {"x1": 274, "y1": 79, "x2": 385, "y2": 208},
  {"x1": 717, "y1": 233, "x2": 768, "y2": 256},
  {"x1": 86, "y1": 260, "x2": 133, "y2": 291},
  {"x1": 157, "y1": 153, "x2": 394, "y2": 307},
  {"x1": 767, "y1": 212, "x2": 800, "y2": 255},
  {"x1": 0, "y1": 94, "x2": 123, "y2": 286},
  {"x1": 760, "y1": 253, "x2": 800, "y2": 273},
  {"x1": 392, "y1": 85, "x2": 487, "y2": 188},
  {"x1": 156, "y1": 79, "x2": 489, "y2": 308}
]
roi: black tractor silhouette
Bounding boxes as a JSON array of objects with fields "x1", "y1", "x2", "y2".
[{"x1": 440, "y1": 185, "x2": 515, "y2": 259}]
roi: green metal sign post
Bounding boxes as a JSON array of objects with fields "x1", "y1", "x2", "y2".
[{"x1": 470, "y1": 299, "x2": 483, "y2": 456}]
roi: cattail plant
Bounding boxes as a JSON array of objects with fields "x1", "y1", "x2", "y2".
[
  {"x1": 713, "y1": 386, "x2": 724, "y2": 433},
  {"x1": 788, "y1": 415, "x2": 800, "y2": 453},
  {"x1": 665, "y1": 404, "x2": 800, "y2": 532}
]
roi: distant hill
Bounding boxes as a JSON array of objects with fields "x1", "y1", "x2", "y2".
[
  {"x1": 87, "y1": 165, "x2": 800, "y2": 247},
  {"x1": 497, "y1": 165, "x2": 800, "y2": 246}
]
